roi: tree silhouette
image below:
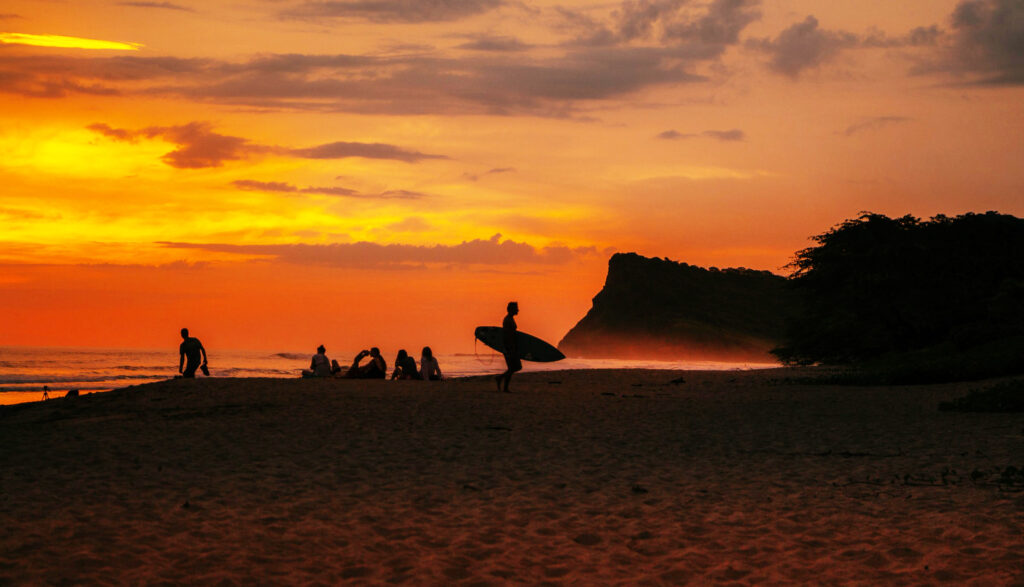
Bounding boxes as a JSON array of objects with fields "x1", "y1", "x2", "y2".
[{"x1": 773, "y1": 211, "x2": 1024, "y2": 366}]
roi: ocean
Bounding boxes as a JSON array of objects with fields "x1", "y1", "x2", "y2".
[{"x1": 0, "y1": 346, "x2": 778, "y2": 406}]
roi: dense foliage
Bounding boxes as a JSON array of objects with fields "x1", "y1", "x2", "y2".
[{"x1": 773, "y1": 212, "x2": 1024, "y2": 368}]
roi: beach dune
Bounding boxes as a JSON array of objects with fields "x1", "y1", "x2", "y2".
[{"x1": 0, "y1": 370, "x2": 1021, "y2": 583}]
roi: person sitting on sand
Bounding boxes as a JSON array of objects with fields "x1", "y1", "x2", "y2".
[
  {"x1": 391, "y1": 349, "x2": 420, "y2": 380},
  {"x1": 420, "y1": 346, "x2": 443, "y2": 381},
  {"x1": 179, "y1": 328, "x2": 208, "y2": 378},
  {"x1": 344, "y1": 348, "x2": 387, "y2": 379},
  {"x1": 302, "y1": 345, "x2": 333, "y2": 378}
]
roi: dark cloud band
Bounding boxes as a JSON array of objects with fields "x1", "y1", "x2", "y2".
[
  {"x1": 157, "y1": 234, "x2": 597, "y2": 269},
  {"x1": 658, "y1": 128, "x2": 745, "y2": 141},
  {"x1": 116, "y1": 2, "x2": 196, "y2": 12},
  {"x1": 282, "y1": 0, "x2": 503, "y2": 23},
  {"x1": 232, "y1": 180, "x2": 426, "y2": 199},
  {"x1": 87, "y1": 122, "x2": 445, "y2": 168}
]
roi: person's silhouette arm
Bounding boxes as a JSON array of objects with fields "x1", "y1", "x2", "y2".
[
  {"x1": 179, "y1": 345, "x2": 185, "y2": 374},
  {"x1": 352, "y1": 350, "x2": 368, "y2": 370},
  {"x1": 200, "y1": 341, "x2": 208, "y2": 366}
]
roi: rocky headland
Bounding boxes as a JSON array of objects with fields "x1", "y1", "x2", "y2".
[{"x1": 558, "y1": 253, "x2": 794, "y2": 361}]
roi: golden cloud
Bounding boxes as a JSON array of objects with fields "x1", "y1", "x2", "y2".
[{"x1": 0, "y1": 33, "x2": 142, "y2": 51}]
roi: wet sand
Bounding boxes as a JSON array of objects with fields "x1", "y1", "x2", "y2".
[{"x1": 1, "y1": 370, "x2": 1021, "y2": 584}]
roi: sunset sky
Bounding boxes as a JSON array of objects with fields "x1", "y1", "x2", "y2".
[{"x1": 1, "y1": 0, "x2": 1022, "y2": 354}]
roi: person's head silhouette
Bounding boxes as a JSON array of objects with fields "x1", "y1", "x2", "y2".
[{"x1": 180, "y1": 328, "x2": 189, "y2": 339}]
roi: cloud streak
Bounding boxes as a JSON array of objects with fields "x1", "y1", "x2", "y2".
[
  {"x1": 842, "y1": 116, "x2": 910, "y2": 136},
  {"x1": 232, "y1": 180, "x2": 427, "y2": 199},
  {"x1": 0, "y1": 0, "x2": 763, "y2": 116},
  {"x1": 702, "y1": 129, "x2": 745, "y2": 141},
  {"x1": 87, "y1": 122, "x2": 446, "y2": 168},
  {"x1": 282, "y1": 0, "x2": 503, "y2": 23},
  {"x1": 158, "y1": 234, "x2": 597, "y2": 269},
  {"x1": 0, "y1": 49, "x2": 705, "y2": 115},
  {"x1": 89, "y1": 122, "x2": 270, "y2": 168},
  {"x1": 290, "y1": 141, "x2": 446, "y2": 162},
  {"x1": 171, "y1": 47, "x2": 707, "y2": 116},
  {"x1": 116, "y1": 2, "x2": 196, "y2": 12},
  {"x1": 457, "y1": 35, "x2": 531, "y2": 52},
  {"x1": 463, "y1": 167, "x2": 515, "y2": 181},
  {"x1": 658, "y1": 128, "x2": 745, "y2": 141}
]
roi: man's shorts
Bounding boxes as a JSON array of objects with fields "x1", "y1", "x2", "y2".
[{"x1": 183, "y1": 359, "x2": 200, "y2": 378}]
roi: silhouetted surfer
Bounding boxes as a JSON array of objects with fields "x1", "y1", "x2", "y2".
[
  {"x1": 496, "y1": 301, "x2": 522, "y2": 392},
  {"x1": 178, "y1": 328, "x2": 208, "y2": 378}
]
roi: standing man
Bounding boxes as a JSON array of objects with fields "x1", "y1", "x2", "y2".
[
  {"x1": 496, "y1": 301, "x2": 521, "y2": 392},
  {"x1": 179, "y1": 328, "x2": 208, "y2": 378}
]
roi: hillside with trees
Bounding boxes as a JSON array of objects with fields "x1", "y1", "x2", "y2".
[{"x1": 772, "y1": 211, "x2": 1024, "y2": 381}]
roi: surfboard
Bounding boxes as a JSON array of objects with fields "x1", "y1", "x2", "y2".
[{"x1": 474, "y1": 326, "x2": 566, "y2": 362}]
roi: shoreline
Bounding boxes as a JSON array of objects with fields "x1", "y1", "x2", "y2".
[
  {"x1": 0, "y1": 357, "x2": 784, "y2": 406},
  {"x1": 1, "y1": 369, "x2": 1020, "y2": 583}
]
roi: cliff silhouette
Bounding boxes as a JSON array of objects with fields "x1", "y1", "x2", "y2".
[{"x1": 558, "y1": 253, "x2": 793, "y2": 361}]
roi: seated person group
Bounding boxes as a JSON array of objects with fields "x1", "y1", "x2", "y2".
[{"x1": 302, "y1": 345, "x2": 442, "y2": 380}]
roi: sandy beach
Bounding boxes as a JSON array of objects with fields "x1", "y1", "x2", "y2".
[{"x1": 1, "y1": 369, "x2": 1021, "y2": 584}]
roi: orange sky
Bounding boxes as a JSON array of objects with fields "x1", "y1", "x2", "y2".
[{"x1": 1, "y1": 0, "x2": 1022, "y2": 353}]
